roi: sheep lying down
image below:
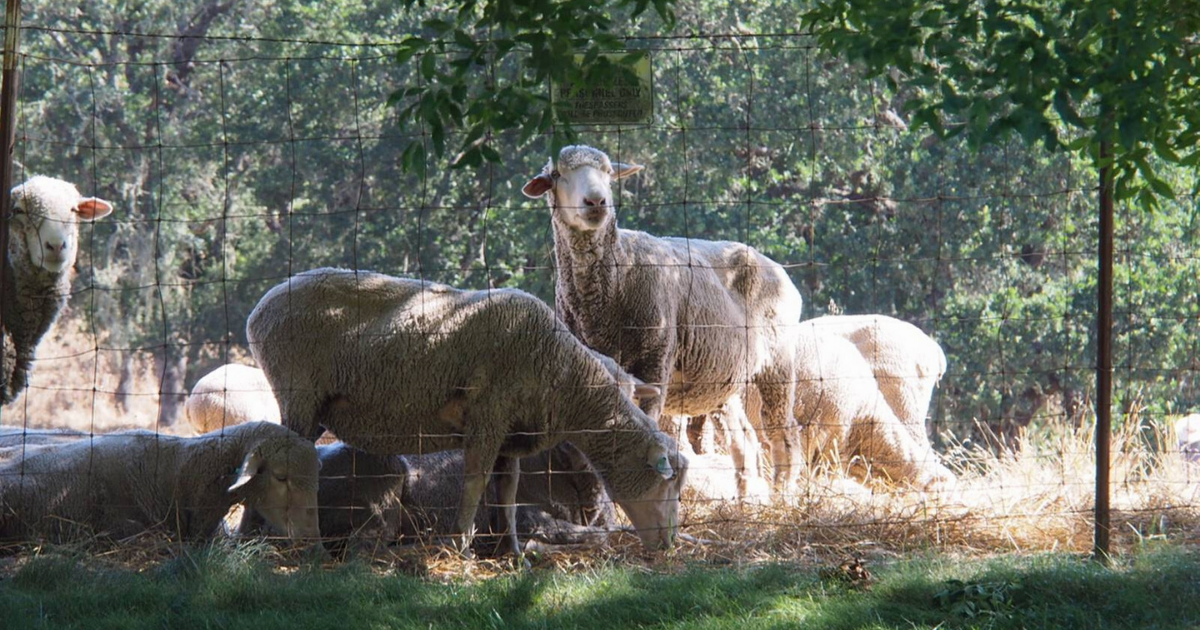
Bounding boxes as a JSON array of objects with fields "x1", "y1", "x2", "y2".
[
  {"x1": 308, "y1": 441, "x2": 618, "y2": 551},
  {"x1": 0, "y1": 422, "x2": 319, "y2": 542}
]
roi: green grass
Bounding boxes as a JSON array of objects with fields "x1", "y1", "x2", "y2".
[{"x1": 3, "y1": 545, "x2": 1199, "y2": 630}]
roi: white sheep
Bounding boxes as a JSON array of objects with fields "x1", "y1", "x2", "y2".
[
  {"x1": 0, "y1": 421, "x2": 320, "y2": 541},
  {"x1": 746, "y1": 325, "x2": 956, "y2": 489},
  {"x1": 0, "y1": 426, "x2": 88, "y2": 449},
  {"x1": 184, "y1": 363, "x2": 282, "y2": 435},
  {"x1": 1175, "y1": 414, "x2": 1200, "y2": 463},
  {"x1": 315, "y1": 441, "x2": 616, "y2": 550},
  {"x1": 247, "y1": 267, "x2": 687, "y2": 555},
  {"x1": 3, "y1": 176, "x2": 113, "y2": 404},
  {"x1": 523, "y1": 145, "x2": 803, "y2": 494},
  {"x1": 804, "y1": 314, "x2": 948, "y2": 450}
]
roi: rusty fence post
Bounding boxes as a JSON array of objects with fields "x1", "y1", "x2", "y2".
[
  {"x1": 0, "y1": 0, "x2": 23, "y2": 343},
  {"x1": 1094, "y1": 141, "x2": 1114, "y2": 563}
]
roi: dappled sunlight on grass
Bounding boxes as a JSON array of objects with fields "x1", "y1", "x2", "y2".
[{"x1": 3, "y1": 543, "x2": 1199, "y2": 629}]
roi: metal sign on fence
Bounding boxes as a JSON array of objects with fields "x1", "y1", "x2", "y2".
[{"x1": 552, "y1": 53, "x2": 654, "y2": 125}]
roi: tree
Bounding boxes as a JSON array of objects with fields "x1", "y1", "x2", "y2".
[
  {"x1": 388, "y1": 0, "x2": 677, "y2": 174},
  {"x1": 801, "y1": 0, "x2": 1200, "y2": 208},
  {"x1": 800, "y1": 0, "x2": 1200, "y2": 559}
]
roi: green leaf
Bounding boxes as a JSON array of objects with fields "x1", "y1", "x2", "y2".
[
  {"x1": 453, "y1": 29, "x2": 475, "y2": 49},
  {"x1": 480, "y1": 143, "x2": 502, "y2": 163},
  {"x1": 420, "y1": 53, "x2": 436, "y2": 80},
  {"x1": 431, "y1": 121, "x2": 445, "y2": 157}
]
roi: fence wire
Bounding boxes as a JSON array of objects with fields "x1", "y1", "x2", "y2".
[{"x1": 0, "y1": 18, "x2": 1198, "y2": 563}]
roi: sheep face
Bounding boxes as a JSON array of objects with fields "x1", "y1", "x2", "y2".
[
  {"x1": 605, "y1": 436, "x2": 687, "y2": 549},
  {"x1": 9, "y1": 176, "x2": 113, "y2": 274},
  {"x1": 228, "y1": 435, "x2": 321, "y2": 538},
  {"x1": 522, "y1": 145, "x2": 643, "y2": 233}
]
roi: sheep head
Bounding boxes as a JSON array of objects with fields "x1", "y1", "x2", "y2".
[
  {"x1": 522, "y1": 145, "x2": 642, "y2": 232},
  {"x1": 9, "y1": 176, "x2": 113, "y2": 274},
  {"x1": 603, "y1": 429, "x2": 687, "y2": 550},
  {"x1": 228, "y1": 429, "x2": 321, "y2": 538}
]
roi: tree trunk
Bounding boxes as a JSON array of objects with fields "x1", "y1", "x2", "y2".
[
  {"x1": 114, "y1": 351, "x2": 137, "y2": 413},
  {"x1": 155, "y1": 342, "x2": 190, "y2": 430}
]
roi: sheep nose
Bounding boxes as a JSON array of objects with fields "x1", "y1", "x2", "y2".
[
  {"x1": 583, "y1": 197, "x2": 606, "y2": 208},
  {"x1": 43, "y1": 240, "x2": 65, "y2": 253}
]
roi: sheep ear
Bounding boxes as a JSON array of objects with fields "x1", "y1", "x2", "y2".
[
  {"x1": 75, "y1": 197, "x2": 113, "y2": 221},
  {"x1": 229, "y1": 449, "x2": 265, "y2": 493},
  {"x1": 612, "y1": 162, "x2": 643, "y2": 180},
  {"x1": 522, "y1": 174, "x2": 554, "y2": 198}
]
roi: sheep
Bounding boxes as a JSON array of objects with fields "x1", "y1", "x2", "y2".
[
  {"x1": 522, "y1": 145, "x2": 803, "y2": 494},
  {"x1": 0, "y1": 426, "x2": 88, "y2": 449},
  {"x1": 1175, "y1": 414, "x2": 1200, "y2": 463},
  {"x1": 745, "y1": 325, "x2": 956, "y2": 490},
  {"x1": 315, "y1": 441, "x2": 615, "y2": 550},
  {"x1": 804, "y1": 314, "x2": 947, "y2": 449},
  {"x1": 3, "y1": 176, "x2": 113, "y2": 404},
  {"x1": 0, "y1": 421, "x2": 320, "y2": 542},
  {"x1": 246, "y1": 267, "x2": 686, "y2": 555},
  {"x1": 184, "y1": 363, "x2": 282, "y2": 435}
]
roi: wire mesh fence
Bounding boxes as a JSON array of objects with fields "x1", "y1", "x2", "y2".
[{"x1": 1, "y1": 9, "x2": 1198, "y2": 567}]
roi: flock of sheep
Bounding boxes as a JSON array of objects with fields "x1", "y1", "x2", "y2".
[{"x1": 0, "y1": 145, "x2": 965, "y2": 558}]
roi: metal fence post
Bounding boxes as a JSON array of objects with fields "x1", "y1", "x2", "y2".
[{"x1": 1094, "y1": 140, "x2": 1114, "y2": 563}]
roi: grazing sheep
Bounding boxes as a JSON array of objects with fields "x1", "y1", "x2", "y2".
[
  {"x1": 746, "y1": 326, "x2": 956, "y2": 489},
  {"x1": 805, "y1": 315, "x2": 947, "y2": 449},
  {"x1": 0, "y1": 421, "x2": 319, "y2": 542},
  {"x1": 185, "y1": 363, "x2": 282, "y2": 435},
  {"x1": 316, "y1": 441, "x2": 615, "y2": 549},
  {"x1": 247, "y1": 267, "x2": 686, "y2": 555},
  {"x1": 1175, "y1": 414, "x2": 1200, "y2": 463},
  {"x1": 523, "y1": 145, "x2": 802, "y2": 494},
  {"x1": 3, "y1": 176, "x2": 113, "y2": 404}
]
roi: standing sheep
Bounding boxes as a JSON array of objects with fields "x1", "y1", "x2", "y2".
[
  {"x1": 0, "y1": 421, "x2": 319, "y2": 541},
  {"x1": 805, "y1": 315, "x2": 947, "y2": 449},
  {"x1": 522, "y1": 145, "x2": 803, "y2": 494},
  {"x1": 3, "y1": 176, "x2": 113, "y2": 404},
  {"x1": 185, "y1": 363, "x2": 282, "y2": 435},
  {"x1": 247, "y1": 267, "x2": 686, "y2": 555},
  {"x1": 746, "y1": 326, "x2": 956, "y2": 489}
]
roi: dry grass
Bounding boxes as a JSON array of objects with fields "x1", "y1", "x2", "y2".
[
  {"x1": 2, "y1": 316, "x2": 1199, "y2": 578},
  {"x1": 0, "y1": 311, "x2": 182, "y2": 433}
]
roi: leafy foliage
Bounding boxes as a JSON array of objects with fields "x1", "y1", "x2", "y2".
[
  {"x1": 6, "y1": 0, "x2": 1199, "y2": 440},
  {"x1": 801, "y1": 0, "x2": 1200, "y2": 210},
  {"x1": 387, "y1": 0, "x2": 675, "y2": 174}
]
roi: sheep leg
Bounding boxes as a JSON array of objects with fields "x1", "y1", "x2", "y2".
[
  {"x1": 660, "y1": 414, "x2": 694, "y2": 456},
  {"x1": 754, "y1": 377, "x2": 800, "y2": 494},
  {"x1": 453, "y1": 445, "x2": 500, "y2": 557},
  {"x1": 715, "y1": 395, "x2": 762, "y2": 499},
  {"x1": 492, "y1": 455, "x2": 523, "y2": 558}
]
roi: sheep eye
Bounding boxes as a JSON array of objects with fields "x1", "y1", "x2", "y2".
[{"x1": 273, "y1": 473, "x2": 288, "y2": 483}]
